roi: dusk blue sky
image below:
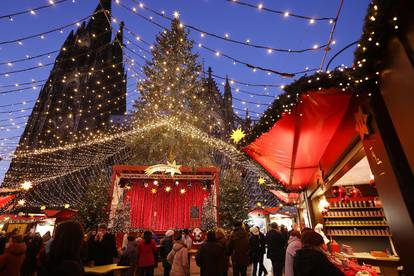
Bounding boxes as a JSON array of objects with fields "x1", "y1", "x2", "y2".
[{"x1": 0, "y1": 0, "x2": 369, "y2": 182}]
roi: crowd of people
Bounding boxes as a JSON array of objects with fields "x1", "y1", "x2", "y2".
[{"x1": 0, "y1": 219, "x2": 345, "y2": 276}]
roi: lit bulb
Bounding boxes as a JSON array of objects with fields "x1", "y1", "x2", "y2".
[
  {"x1": 173, "y1": 11, "x2": 180, "y2": 18},
  {"x1": 309, "y1": 19, "x2": 315, "y2": 24},
  {"x1": 258, "y1": 3, "x2": 263, "y2": 9},
  {"x1": 284, "y1": 11, "x2": 289, "y2": 17}
]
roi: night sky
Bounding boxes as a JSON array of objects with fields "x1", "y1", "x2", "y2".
[{"x1": 0, "y1": 0, "x2": 369, "y2": 182}]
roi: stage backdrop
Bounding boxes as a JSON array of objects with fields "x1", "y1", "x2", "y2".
[{"x1": 127, "y1": 180, "x2": 209, "y2": 230}]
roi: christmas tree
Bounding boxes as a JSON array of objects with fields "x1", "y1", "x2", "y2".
[
  {"x1": 130, "y1": 18, "x2": 216, "y2": 166},
  {"x1": 219, "y1": 169, "x2": 250, "y2": 228},
  {"x1": 112, "y1": 199, "x2": 131, "y2": 233},
  {"x1": 75, "y1": 176, "x2": 111, "y2": 231},
  {"x1": 201, "y1": 193, "x2": 217, "y2": 230}
]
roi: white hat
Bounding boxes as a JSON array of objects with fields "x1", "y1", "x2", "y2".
[
  {"x1": 250, "y1": 226, "x2": 260, "y2": 235},
  {"x1": 165, "y1": 230, "x2": 174, "y2": 237}
]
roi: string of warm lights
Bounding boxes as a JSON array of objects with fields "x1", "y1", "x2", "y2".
[
  {"x1": 227, "y1": 0, "x2": 335, "y2": 22},
  {"x1": 127, "y1": 0, "x2": 329, "y2": 53},
  {"x1": 0, "y1": 13, "x2": 97, "y2": 46},
  {"x1": 0, "y1": 50, "x2": 60, "y2": 66},
  {"x1": 0, "y1": 0, "x2": 71, "y2": 20},
  {"x1": 116, "y1": 4, "x2": 314, "y2": 78}
]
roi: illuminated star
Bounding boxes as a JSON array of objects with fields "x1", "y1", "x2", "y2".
[
  {"x1": 151, "y1": 188, "x2": 157, "y2": 194},
  {"x1": 165, "y1": 160, "x2": 182, "y2": 176},
  {"x1": 173, "y1": 10, "x2": 180, "y2": 19},
  {"x1": 258, "y1": 177, "x2": 266, "y2": 185},
  {"x1": 21, "y1": 180, "x2": 33, "y2": 190},
  {"x1": 230, "y1": 128, "x2": 246, "y2": 144}
]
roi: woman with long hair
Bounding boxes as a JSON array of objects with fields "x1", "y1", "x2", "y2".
[
  {"x1": 38, "y1": 220, "x2": 84, "y2": 276},
  {"x1": 137, "y1": 230, "x2": 157, "y2": 276}
]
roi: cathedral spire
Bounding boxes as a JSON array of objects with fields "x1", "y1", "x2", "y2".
[{"x1": 86, "y1": 0, "x2": 112, "y2": 46}]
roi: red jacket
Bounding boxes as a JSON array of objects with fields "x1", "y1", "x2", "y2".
[
  {"x1": 137, "y1": 240, "x2": 157, "y2": 267},
  {"x1": 0, "y1": 242, "x2": 27, "y2": 276}
]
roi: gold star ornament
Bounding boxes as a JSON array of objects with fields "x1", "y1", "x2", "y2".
[
  {"x1": 230, "y1": 128, "x2": 246, "y2": 144},
  {"x1": 258, "y1": 177, "x2": 266, "y2": 185}
]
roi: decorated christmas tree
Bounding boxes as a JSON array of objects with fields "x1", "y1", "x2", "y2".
[
  {"x1": 201, "y1": 193, "x2": 217, "y2": 230},
  {"x1": 219, "y1": 169, "x2": 250, "y2": 228},
  {"x1": 75, "y1": 176, "x2": 111, "y2": 230},
  {"x1": 112, "y1": 199, "x2": 131, "y2": 233},
  {"x1": 130, "y1": 18, "x2": 216, "y2": 166}
]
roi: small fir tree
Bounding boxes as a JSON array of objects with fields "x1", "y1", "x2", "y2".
[
  {"x1": 219, "y1": 169, "x2": 249, "y2": 228},
  {"x1": 76, "y1": 177, "x2": 110, "y2": 230},
  {"x1": 201, "y1": 193, "x2": 217, "y2": 230},
  {"x1": 112, "y1": 198, "x2": 131, "y2": 233}
]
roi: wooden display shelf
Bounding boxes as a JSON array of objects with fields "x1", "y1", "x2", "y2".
[
  {"x1": 324, "y1": 215, "x2": 384, "y2": 218},
  {"x1": 325, "y1": 224, "x2": 388, "y2": 227},
  {"x1": 329, "y1": 206, "x2": 382, "y2": 210},
  {"x1": 328, "y1": 234, "x2": 391, "y2": 237}
]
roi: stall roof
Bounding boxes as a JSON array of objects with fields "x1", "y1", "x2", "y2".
[{"x1": 244, "y1": 89, "x2": 353, "y2": 191}]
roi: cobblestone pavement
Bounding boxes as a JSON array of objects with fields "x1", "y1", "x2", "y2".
[{"x1": 153, "y1": 255, "x2": 275, "y2": 276}]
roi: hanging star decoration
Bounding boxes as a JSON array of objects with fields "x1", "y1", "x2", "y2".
[
  {"x1": 230, "y1": 128, "x2": 246, "y2": 144},
  {"x1": 145, "y1": 160, "x2": 182, "y2": 176},
  {"x1": 354, "y1": 106, "x2": 370, "y2": 140},
  {"x1": 258, "y1": 177, "x2": 266, "y2": 185}
]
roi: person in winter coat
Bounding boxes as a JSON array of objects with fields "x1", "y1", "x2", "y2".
[
  {"x1": 196, "y1": 231, "x2": 226, "y2": 276},
  {"x1": 120, "y1": 236, "x2": 138, "y2": 276},
  {"x1": 167, "y1": 231, "x2": 189, "y2": 276},
  {"x1": 228, "y1": 222, "x2": 250, "y2": 276},
  {"x1": 160, "y1": 230, "x2": 174, "y2": 276},
  {"x1": 0, "y1": 234, "x2": 27, "y2": 276},
  {"x1": 284, "y1": 230, "x2": 302, "y2": 276},
  {"x1": 266, "y1": 222, "x2": 284, "y2": 276},
  {"x1": 21, "y1": 233, "x2": 43, "y2": 276},
  {"x1": 38, "y1": 220, "x2": 85, "y2": 276},
  {"x1": 89, "y1": 223, "x2": 118, "y2": 266},
  {"x1": 215, "y1": 228, "x2": 229, "y2": 276},
  {"x1": 137, "y1": 231, "x2": 157, "y2": 276},
  {"x1": 249, "y1": 226, "x2": 267, "y2": 276},
  {"x1": 293, "y1": 230, "x2": 344, "y2": 276}
]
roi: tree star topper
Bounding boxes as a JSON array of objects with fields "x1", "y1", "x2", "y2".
[
  {"x1": 230, "y1": 128, "x2": 246, "y2": 144},
  {"x1": 145, "y1": 161, "x2": 182, "y2": 176}
]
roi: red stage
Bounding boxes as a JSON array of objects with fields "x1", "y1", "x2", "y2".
[{"x1": 109, "y1": 165, "x2": 219, "y2": 231}]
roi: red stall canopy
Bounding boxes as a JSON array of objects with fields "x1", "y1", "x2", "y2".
[{"x1": 244, "y1": 88, "x2": 352, "y2": 191}]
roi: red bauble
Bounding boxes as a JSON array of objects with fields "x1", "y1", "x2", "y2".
[
  {"x1": 341, "y1": 195, "x2": 350, "y2": 205},
  {"x1": 349, "y1": 187, "x2": 362, "y2": 198},
  {"x1": 332, "y1": 186, "x2": 340, "y2": 198},
  {"x1": 337, "y1": 186, "x2": 346, "y2": 198},
  {"x1": 369, "y1": 178, "x2": 376, "y2": 187},
  {"x1": 321, "y1": 209, "x2": 328, "y2": 216}
]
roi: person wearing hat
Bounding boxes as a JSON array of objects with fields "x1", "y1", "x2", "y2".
[
  {"x1": 160, "y1": 230, "x2": 174, "y2": 276},
  {"x1": 249, "y1": 226, "x2": 267, "y2": 276},
  {"x1": 89, "y1": 223, "x2": 118, "y2": 266},
  {"x1": 293, "y1": 230, "x2": 344, "y2": 276}
]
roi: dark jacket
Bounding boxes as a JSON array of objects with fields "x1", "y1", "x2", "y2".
[
  {"x1": 293, "y1": 247, "x2": 344, "y2": 276},
  {"x1": 228, "y1": 227, "x2": 250, "y2": 266},
  {"x1": 249, "y1": 233, "x2": 266, "y2": 262},
  {"x1": 196, "y1": 241, "x2": 226, "y2": 276},
  {"x1": 160, "y1": 236, "x2": 173, "y2": 268},
  {"x1": 266, "y1": 229, "x2": 284, "y2": 261},
  {"x1": 45, "y1": 260, "x2": 84, "y2": 276},
  {"x1": 89, "y1": 233, "x2": 118, "y2": 265},
  {"x1": 0, "y1": 242, "x2": 27, "y2": 276}
]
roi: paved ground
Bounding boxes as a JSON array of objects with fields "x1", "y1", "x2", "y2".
[{"x1": 154, "y1": 255, "x2": 275, "y2": 276}]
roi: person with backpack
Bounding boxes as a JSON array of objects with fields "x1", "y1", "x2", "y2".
[
  {"x1": 167, "y1": 231, "x2": 189, "y2": 276},
  {"x1": 119, "y1": 236, "x2": 138, "y2": 276},
  {"x1": 160, "y1": 230, "x2": 174, "y2": 276}
]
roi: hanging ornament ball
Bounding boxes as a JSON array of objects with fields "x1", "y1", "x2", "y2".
[
  {"x1": 337, "y1": 186, "x2": 346, "y2": 199},
  {"x1": 341, "y1": 195, "x2": 350, "y2": 205},
  {"x1": 349, "y1": 187, "x2": 362, "y2": 198},
  {"x1": 332, "y1": 186, "x2": 340, "y2": 198},
  {"x1": 369, "y1": 178, "x2": 376, "y2": 187}
]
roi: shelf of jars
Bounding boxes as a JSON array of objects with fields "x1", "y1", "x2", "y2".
[
  {"x1": 329, "y1": 199, "x2": 379, "y2": 209},
  {"x1": 323, "y1": 209, "x2": 385, "y2": 218},
  {"x1": 325, "y1": 220, "x2": 388, "y2": 227},
  {"x1": 326, "y1": 228, "x2": 391, "y2": 237}
]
